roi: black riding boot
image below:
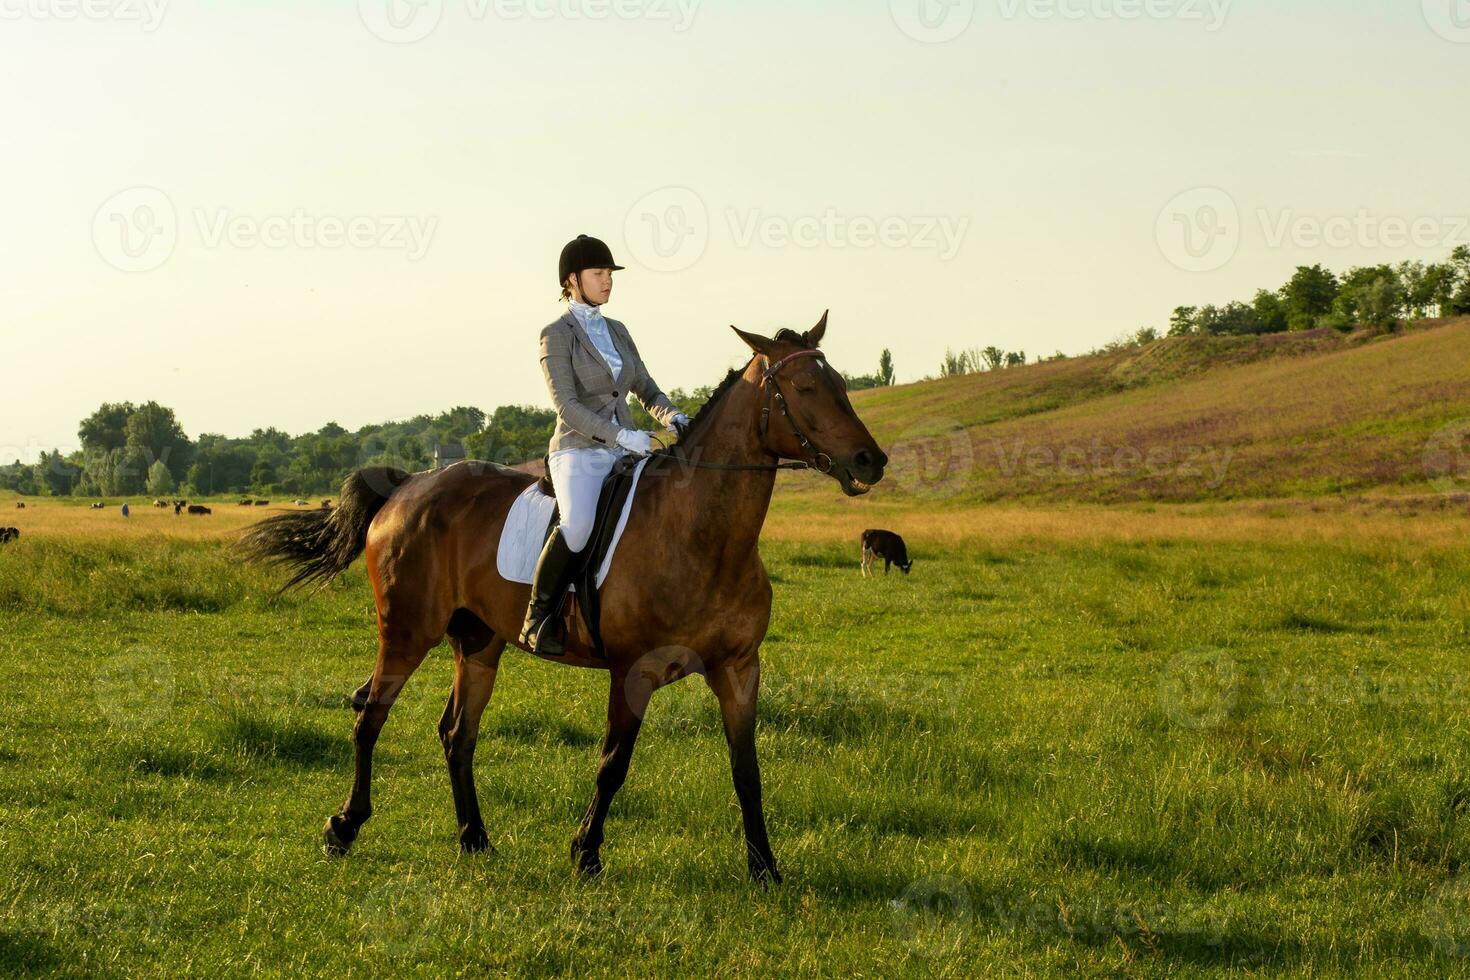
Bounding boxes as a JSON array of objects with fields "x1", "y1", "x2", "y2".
[{"x1": 518, "y1": 527, "x2": 582, "y2": 656}]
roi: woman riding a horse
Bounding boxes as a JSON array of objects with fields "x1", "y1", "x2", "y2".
[
  {"x1": 236, "y1": 245, "x2": 889, "y2": 880},
  {"x1": 519, "y1": 234, "x2": 689, "y2": 657}
]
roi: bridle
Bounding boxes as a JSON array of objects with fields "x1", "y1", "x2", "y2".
[
  {"x1": 757, "y1": 349, "x2": 833, "y2": 473},
  {"x1": 653, "y1": 348, "x2": 835, "y2": 473}
]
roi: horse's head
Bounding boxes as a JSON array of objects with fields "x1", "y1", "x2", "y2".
[{"x1": 732, "y1": 312, "x2": 888, "y2": 497}]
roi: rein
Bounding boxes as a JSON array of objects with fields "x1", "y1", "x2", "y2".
[{"x1": 650, "y1": 348, "x2": 832, "y2": 474}]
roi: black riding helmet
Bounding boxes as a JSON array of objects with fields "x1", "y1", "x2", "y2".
[{"x1": 559, "y1": 234, "x2": 625, "y2": 286}]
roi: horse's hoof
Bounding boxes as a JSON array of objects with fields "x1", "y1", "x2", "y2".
[
  {"x1": 749, "y1": 858, "x2": 783, "y2": 885},
  {"x1": 571, "y1": 843, "x2": 603, "y2": 877},
  {"x1": 460, "y1": 826, "x2": 493, "y2": 854},
  {"x1": 323, "y1": 815, "x2": 356, "y2": 856}
]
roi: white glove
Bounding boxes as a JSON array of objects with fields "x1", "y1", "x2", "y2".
[
  {"x1": 669, "y1": 413, "x2": 691, "y2": 431},
  {"x1": 616, "y1": 429, "x2": 654, "y2": 455}
]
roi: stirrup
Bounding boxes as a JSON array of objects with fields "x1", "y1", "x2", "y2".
[{"x1": 520, "y1": 602, "x2": 567, "y2": 656}]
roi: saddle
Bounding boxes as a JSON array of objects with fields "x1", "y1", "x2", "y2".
[{"x1": 539, "y1": 453, "x2": 642, "y2": 659}]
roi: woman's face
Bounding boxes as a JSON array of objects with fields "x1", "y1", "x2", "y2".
[{"x1": 570, "y1": 268, "x2": 614, "y2": 306}]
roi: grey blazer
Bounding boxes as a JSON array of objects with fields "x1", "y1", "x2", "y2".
[{"x1": 539, "y1": 311, "x2": 680, "y2": 453}]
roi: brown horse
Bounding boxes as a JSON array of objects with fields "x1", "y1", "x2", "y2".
[{"x1": 236, "y1": 313, "x2": 886, "y2": 882}]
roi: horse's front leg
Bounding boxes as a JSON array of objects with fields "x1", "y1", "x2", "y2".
[
  {"x1": 706, "y1": 649, "x2": 781, "y2": 884},
  {"x1": 571, "y1": 667, "x2": 649, "y2": 876}
]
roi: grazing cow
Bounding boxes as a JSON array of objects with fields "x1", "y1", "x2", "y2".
[
  {"x1": 293, "y1": 499, "x2": 308, "y2": 506},
  {"x1": 240, "y1": 499, "x2": 253, "y2": 506},
  {"x1": 90, "y1": 502, "x2": 105, "y2": 510},
  {"x1": 14, "y1": 502, "x2": 25, "y2": 509},
  {"x1": 0, "y1": 527, "x2": 19, "y2": 544},
  {"x1": 254, "y1": 500, "x2": 269, "y2": 506},
  {"x1": 187, "y1": 505, "x2": 212, "y2": 516},
  {"x1": 153, "y1": 499, "x2": 168, "y2": 508},
  {"x1": 861, "y1": 529, "x2": 913, "y2": 577}
]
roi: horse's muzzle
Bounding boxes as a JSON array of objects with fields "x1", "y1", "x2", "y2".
[{"x1": 834, "y1": 448, "x2": 887, "y2": 496}]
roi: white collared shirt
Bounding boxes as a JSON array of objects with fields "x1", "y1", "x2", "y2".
[{"x1": 567, "y1": 299, "x2": 623, "y2": 380}]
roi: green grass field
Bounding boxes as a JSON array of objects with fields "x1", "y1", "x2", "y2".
[{"x1": 5, "y1": 499, "x2": 1470, "y2": 977}]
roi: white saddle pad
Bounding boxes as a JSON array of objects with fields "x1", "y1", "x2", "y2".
[{"x1": 496, "y1": 458, "x2": 650, "y2": 591}]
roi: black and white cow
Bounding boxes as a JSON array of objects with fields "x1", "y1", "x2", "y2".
[{"x1": 861, "y1": 529, "x2": 913, "y2": 577}]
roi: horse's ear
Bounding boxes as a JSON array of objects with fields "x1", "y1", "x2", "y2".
[
  {"x1": 803, "y1": 310, "x2": 829, "y2": 348},
  {"x1": 732, "y1": 326, "x2": 777, "y2": 357}
]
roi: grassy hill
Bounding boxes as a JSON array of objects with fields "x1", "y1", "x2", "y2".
[{"x1": 794, "y1": 316, "x2": 1470, "y2": 505}]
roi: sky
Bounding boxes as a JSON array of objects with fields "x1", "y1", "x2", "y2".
[{"x1": 2, "y1": 0, "x2": 1467, "y2": 463}]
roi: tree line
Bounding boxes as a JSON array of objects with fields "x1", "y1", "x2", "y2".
[
  {"x1": 2, "y1": 350, "x2": 900, "y2": 498},
  {"x1": 930, "y1": 247, "x2": 1470, "y2": 376},
  {"x1": 1166, "y1": 247, "x2": 1470, "y2": 338},
  {"x1": 938, "y1": 346, "x2": 1028, "y2": 377}
]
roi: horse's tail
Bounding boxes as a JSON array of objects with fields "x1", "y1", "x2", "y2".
[{"x1": 235, "y1": 467, "x2": 411, "y2": 594}]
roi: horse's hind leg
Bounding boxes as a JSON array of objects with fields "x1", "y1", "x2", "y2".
[
  {"x1": 571, "y1": 668, "x2": 651, "y2": 876},
  {"x1": 323, "y1": 630, "x2": 435, "y2": 856},
  {"x1": 350, "y1": 676, "x2": 372, "y2": 711},
  {"x1": 438, "y1": 613, "x2": 504, "y2": 853}
]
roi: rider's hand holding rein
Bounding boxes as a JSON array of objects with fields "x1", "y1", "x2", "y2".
[{"x1": 616, "y1": 430, "x2": 654, "y2": 456}]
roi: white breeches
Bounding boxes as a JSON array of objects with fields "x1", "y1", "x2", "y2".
[{"x1": 547, "y1": 447, "x2": 625, "y2": 553}]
